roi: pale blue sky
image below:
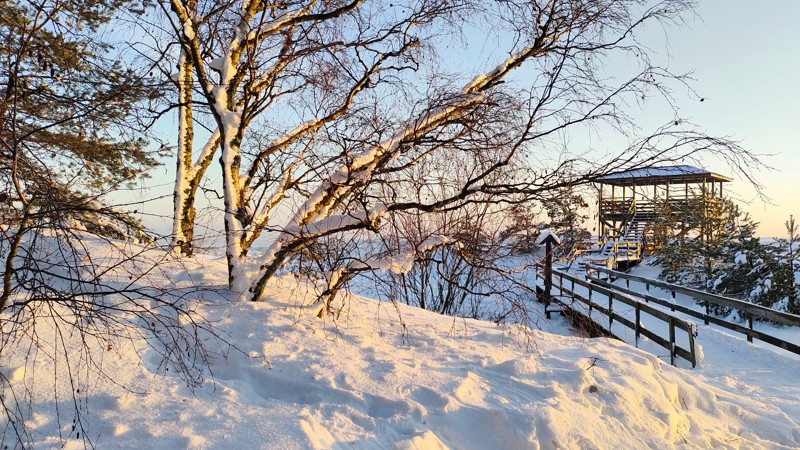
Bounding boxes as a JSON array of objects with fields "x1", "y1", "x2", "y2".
[
  {"x1": 135, "y1": 1, "x2": 799, "y2": 238},
  {"x1": 653, "y1": 0, "x2": 800, "y2": 236}
]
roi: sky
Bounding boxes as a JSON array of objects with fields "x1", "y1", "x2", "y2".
[
  {"x1": 647, "y1": 0, "x2": 800, "y2": 237},
  {"x1": 134, "y1": 0, "x2": 800, "y2": 239}
]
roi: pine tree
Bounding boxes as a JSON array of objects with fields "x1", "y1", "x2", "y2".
[
  {"x1": 786, "y1": 216, "x2": 800, "y2": 313},
  {"x1": 655, "y1": 236, "x2": 704, "y2": 285},
  {"x1": 0, "y1": 5, "x2": 210, "y2": 447},
  {"x1": 655, "y1": 197, "x2": 742, "y2": 287},
  {"x1": 708, "y1": 210, "x2": 766, "y2": 313},
  {"x1": 504, "y1": 203, "x2": 541, "y2": 255},
  {"x1": 542, "y1": 187, "x2": 591, "y2": 258},
  {"x1": 0, "y1": 0, "x2": 158, "y2": 236},
  {"x1": 702, "y1": 208, "x2": 795, "y2": 315},
  {"x1": 652, "y1": 198, "x2": 797, "y2": 316}
]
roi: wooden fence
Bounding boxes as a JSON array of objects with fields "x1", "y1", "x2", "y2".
[
  {"x1": 588, "y1": 265, "x2": 800, "y2": 356},
  {"x1": 540, "y1": 267, "x2": 698, "y2": 367}
]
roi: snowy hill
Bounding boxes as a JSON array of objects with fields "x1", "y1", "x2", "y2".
[{"x1": 2, "y1": 244, "x2": 800, "y2": 449}]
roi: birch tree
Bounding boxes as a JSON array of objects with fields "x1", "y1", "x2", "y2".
[
  {"x1": 162, "y1": 0, "x2": 760, "y2": 303},
  {"x1": 162, "y1": 0, "x2": 460, "y2": 276},
  {"x1": 170, "y1": 43, "x2": 216, "y2": 256},
  {"x1": 0, "y1": 2, "x2": 223, "y2": 446}
]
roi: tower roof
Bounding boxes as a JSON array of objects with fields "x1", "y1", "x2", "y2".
[{"x1": 596, "y1": 165, "x2": 732, "y2": 186}]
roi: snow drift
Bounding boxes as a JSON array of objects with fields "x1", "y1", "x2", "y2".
[{"x1": 1, "y1": 242, "x2": 799, "y2": 449}]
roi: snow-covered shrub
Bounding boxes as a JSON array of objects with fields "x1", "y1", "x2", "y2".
[
  {"x1": 655, "y1": 200, "x2": 800, "y2": 317},
  {"x1": 352, "y1": 202, "x2": 539, "y2": 325},
  {"x1": 708, "y1": 214, "x2": 799, "y2": 314}
]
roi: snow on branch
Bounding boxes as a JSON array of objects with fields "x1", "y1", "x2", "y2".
[
  {"x1": 245, "y1": 41, "x2": 548, "y2": 301},
  {"x1": 256, "y1": 203, "x2": 389, "y2": 270},
  {"x1": 314, "y1": 234, "x2": 453, "y2": 316},
  {"x1": 350, "y1": 234, "x2": 453, "y2": 275}
]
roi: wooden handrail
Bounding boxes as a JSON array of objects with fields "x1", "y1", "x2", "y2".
[
  {"x1": 543, "y1": 267, "x2": 697, "y2": 367},
  {"x1": 602, "y1": 197, "x2": 724, "y2": 214},
  {"x1": 589, "y1": 266, "x2": 800, "y2": 327},
  {"x1": 587, "y1": 275, "x2": 800, "y2": 356}
]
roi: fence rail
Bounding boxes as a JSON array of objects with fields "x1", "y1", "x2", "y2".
[
  {"x1": 588, "y1": 265, "x2": 800, "y2": 356},
  {"x1": 539, "y1": 267, "x2": 698, "y2": 367}
]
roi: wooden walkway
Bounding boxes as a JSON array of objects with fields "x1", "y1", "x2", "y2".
[
  {"x1": 538, "y1": 265, "x2": 800, "y2": 368},
  {"x1": 588, "y1": 266, "x2": 800, "y2": 355},
  {"x1": 539, "y1": 267, "x2": 698, "y2": 367}
]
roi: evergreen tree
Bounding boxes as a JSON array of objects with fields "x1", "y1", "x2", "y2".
[
  {"x1": 654, "y1": 235, "x2": 704, "y2": 285},
  {"x1": 785, "y1": 216, "x2": 800, "y2": 313},
  {"x1": 656, "y1": 197, "x2": 800, "y2": 317},
  {"x1": 503, "y1": 203, "x2": 542, "y2": 255},
  {"x1": 708, "y1": 211, "x2": 768, "y2": 314},
  {"x1": 542, "y1": 187, "x2": 591, "y2": 258},
  {"x1": 0, "y1": 0, "x2": 158, "y2": 236},
  {"x1": 655, "y1": 197, "x2": 742, "y2": 287},
  {"x1": 0, "y1": 5, "x2": 215, "y2": 447}
]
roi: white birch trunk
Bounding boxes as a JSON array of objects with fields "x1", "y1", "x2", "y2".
[
  {"x1": 172, "y1": 49, "x2": 196, "y2": 255},
  {"x1": 219, "y1": 134, "x2": 249, "y2": 294},
  {"x1": 213, "y1": 7, "x2": 250, "y2": 294},
  {"x1": 171, "y1": 49, "x2": 220, "y2": 256}
]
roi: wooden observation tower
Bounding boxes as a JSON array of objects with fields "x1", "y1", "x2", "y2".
[{"x1": 591, "y1": 165, "x2": 732, "y2": 269}]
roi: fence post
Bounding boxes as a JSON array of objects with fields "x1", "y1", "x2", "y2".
[
  {"x1": 688, "y1": 323, "x2": 697, "y2": 368},
  {"x1": 634, "y1": 303, "x2": 641, "y2": 347},
  {"x1": 747, "y1": 313, "x2": 754, "y2": 343},
  {"x1": 543, "y1": 240, "x2": 553, "y2": 319},
  {"x1": 608, "y1": 293, "x2": 613, "y2": 330},
  {"x1": 670, "y1": 290, "x2": 676, "y2": 312},
  {"x1": 669, "y1": 317, "x2": 676, "y2": 366},
  {"x1": 704, "y1": 301, "x2": 710, "y2": 325}
]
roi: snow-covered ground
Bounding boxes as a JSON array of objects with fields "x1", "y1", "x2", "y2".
[
  {"x1": 608, "y1": 260, "x2": 800, "y2": 433},
  {"x1": 2, "y1": 245, "x2": 800, "y2": 449}
]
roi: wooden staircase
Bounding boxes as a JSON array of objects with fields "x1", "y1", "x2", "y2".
[{"x1": 586, "y1": 203, "x2": 658, "y2": 270}]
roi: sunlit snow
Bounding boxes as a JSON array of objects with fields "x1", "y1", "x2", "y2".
[{"x1": 1, "y1": 242, "x2": 799, "y2": 449}]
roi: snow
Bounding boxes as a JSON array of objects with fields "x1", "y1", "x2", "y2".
[
  {"x1": 536, "y1": 229, "x2": 562, "y2": 245},
  {"x1": 182, "y1": 20, "x2": 195, "y2": 40},
  {"x1": 735, "y1": 251, "x2": 748, "y2": 265},
  {"x1": 209, "y1": 56, "x2": 226, "y2": 72},
  {"x1": 462, "y1": 46, "x2": 532, "y2": 92},
  {"x1": 346, "y1": 234, "x2": 452, "y2": 275},
  {"x1": 290, "y1": 208, "x2": 383, "y2": 237},
  {"x1": 270, "y1": 119, "x2": 322, "y2": 151},
  {"x1": 417, "y1": 235, "x2": 451, "y2": 253},
  {"x1": 597, "y1": 165, "x2": 720, "y2": 180},
  {"x1": 215, "y1": 98, "x2": 242, "y2": 134},
  {"x1": 2, "y1": 242, "x2": 800, "y2": 449},
  {"x1": 258, "y1": 203, "x2": 390, "y2": 274}
]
